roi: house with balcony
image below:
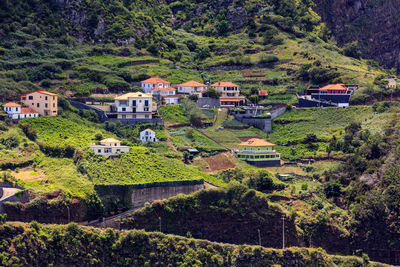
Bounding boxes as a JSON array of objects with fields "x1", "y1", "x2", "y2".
[
  {"x1": 163, "y1": 95, "x2": 181, "y2": 105},
  {"x1": 140, "y1": 128, "x2": 158, "y2": 143},
  {"x1": 141, "y1": 77, "x2": 171, "y2": 94},
  {"x1": 297, "y1": 84, "x2": 357, "y2": 107},
  {"x1": 2, "y1": 102, "x2": 39, "y2": 120},
  {"x1": 90, "y1": 138, "x2": 130, "y2": 156},
  {"x1": 113, "y1": 92, "x2": 154, "y2": 119},
  {"x1": 177, "y1": 81, "x2": 207, "y2": 98},
  {"x1": 151, "y1": 87, "x2": 176, "y2": 100},
  {"x1": 211, "y1": 81, "x2": 246, "y2": 107},
  {"x1": 234, "y1": 138, "x2": 281, "y2": 167},
  {"x1": 21, "y1": 90, "x2": 58, "y2": 116}
]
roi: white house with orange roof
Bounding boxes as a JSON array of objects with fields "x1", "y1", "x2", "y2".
[
  {"x1": 164, "y1": 95, "x2": 181, "y2": 105},
  {"x1": 141, "y1": 77, "x2": 171, "y2": 94},
  {"x1": 211, "y1": 81, "x2": 246, "y2": 107},
  {"x1": 2, "y1": 102, "x2": 39, "y2": 120},
  {"x1": 90, "y1": 138, "x2": 130, "y2": 156},
  {"x1": 21, "y1": 90, "x2": 58, "y2": 116},
  {"x1": 140, "y1": 128, "x2": 158, "y2": 142},
  {"x1": 177, "y1": 81, "x2": 207, "y2": 97}
]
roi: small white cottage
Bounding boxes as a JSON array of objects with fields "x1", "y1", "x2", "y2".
[
  {"x1": 140, "y1": 129, "x2": 158, "y2": 143},
  {"x1": 90, "y1": 138, "x2": 130, "y2": 156},
  {"x1": 2, "y1": 102, "x2": 39, "y2": 120}
]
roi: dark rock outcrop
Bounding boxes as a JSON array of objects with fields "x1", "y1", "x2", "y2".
[{"x1": 314, "y1": 0, "x2": 400, "y2": 71}]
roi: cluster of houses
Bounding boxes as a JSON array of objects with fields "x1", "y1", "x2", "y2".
[
  {"x1": 140, "y1": 77, "x2": 246, "y2": 107},
  {"x1": 2, "y1": 90, "x2": 58, "y2": 120}
]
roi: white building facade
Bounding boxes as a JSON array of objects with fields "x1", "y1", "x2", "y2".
[
  {"x1": 114, "y1": 92, "x2": 154, "y2": 119},
  {"x1": 141, "y1": 77, "x2": 171, "y2": 94},
  {"x1": 177, "y1": 81, "x2": 207, "y2": 97},
  {"x1": 2, "y1": 102, "x2": 39, "y2": 120},
  {"x1": 90, "y1": 138, "x2": 130, "y2": 156},
  {"x1": 140, "y1": 129, "x2": 158, "y2": 142}
]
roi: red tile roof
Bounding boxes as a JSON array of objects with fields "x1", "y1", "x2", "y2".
[
  {"x1": 178, "y1": 81, "x2": 207, "y2": 87},
  {"x1": 220, "y1": 98, "x2": 241, "y2": 102},
  {"x1": 3, "y1": 102, "x2": 21, "y2": 107},
  {"x1": 141, "y1": 77, "x2": 170, "y2": 84},
  {"x1": 319, "y1": 84, "x2": 348, "y2": 91},
  {"x1": 21, "y1": 107, "x2": 38, "y2": 114},
  {"x1": 23, "y1": 90, "x2": 58, "y2": 96},
  {"x1": 238, "y1": 138, "x2": 276, "y2": 147},
  {"x1": 211, "y1": 81, "x2": 240, "y2": 87},
  {"x1": 258, "y1": 90, "x2": 268, "y2": 96},
  {"x1": 146, "y1": 128, "x2": 155, "y2": 133},
  {"x1": 152, "y1": 87, "x2": 176, "y2": 91}
]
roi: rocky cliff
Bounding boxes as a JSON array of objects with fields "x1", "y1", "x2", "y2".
[{"x1": 314, "y1": 0, "x2": 400, "y2": 71}]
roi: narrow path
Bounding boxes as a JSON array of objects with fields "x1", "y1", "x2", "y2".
[{"x1": 203, "y1": 108, "x2": 228, "y2": 132}]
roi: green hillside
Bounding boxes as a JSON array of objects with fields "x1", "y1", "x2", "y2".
[{"x1": 0, "y1": 222, "x2": 380, "y2": 266}]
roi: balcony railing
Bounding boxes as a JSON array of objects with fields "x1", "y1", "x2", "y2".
[{"x1": 234, "y1": 149, "x2": 276, "y2": 154}]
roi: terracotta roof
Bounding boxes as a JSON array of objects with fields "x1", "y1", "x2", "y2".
[
  {"x1": 220, "y1": 98, "x2": 241, "y2": 102},
  {"x1": 178, "y1": 81, "x2": 207, "y2": 87},
  {"x1": 100, "y1": 138, "x2": 121, "y2": 143},
  {"x1": 115, "y1": 92, "x2": 152, "y2": 100},
  {"x1": 3, "y1": 102, "x2": 21, "y2": 107},
  {"x1": 238, "y1": 138, "x2": 276, "y2": 147},
  {"x1": 141, "y1": 77, "x2": 170, "y2": 84},
  {"x1": 258, "y1": 90, "x2": 268, "y2": 96},
  {"x1": 319, "y1": 84, "x2": 348, "y2": 91},
  {"x1": 152, "y1": 87, "x2": 176, "y2": 91},
  {"x1": 211, "y1": 81, "x2": 240, "y2": 87},
  {"x1": 145, "y1": 128, "x2": 155, "y2": 133},
  {"x1": 21, "y1": 107, "x2": 38, "y2": 114},
  {"x1": 23, "y1": 90, "x2": 58, "y2": 96}
]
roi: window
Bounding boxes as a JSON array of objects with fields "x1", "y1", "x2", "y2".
[
  {"x1": 53, "y1": 96, "x2": 55, "y2": 100},
  {"x1": 45, "y1": 96, "x2": 48, "y2": 100},
  {"x1": 45, "y1": 103, "x2": 48, "y2": 108},
  {"x1": 144, "y1": 108, "x2": 149, "y2": 111},
  {"x1": 53, "y1": 103, "x2": 55, "y2": 107},
  {"x1": 132, "y1": 100, "x2": 136, "y2": 106},
  {"x1": 145, "y1": 115, "x2": 149, "y2": 118},
  {"x1": 122, "y1": 107, "x2": 126, "y2": 112},
  {"x1": 37, "y1": 103, "x2": 40, "y2": 107},
  {"x1": 98, "y1": 149, "x2": 101, "y2": 153},
  {"x1": 144, "y1": 100, "x2": 149, "y2": 106},
  {"x1": 105, "y1": 148, "x2": 112, "y2": 153},
  {"x1": 28, "y1": 96, "x2": 33, "y2": 100}
]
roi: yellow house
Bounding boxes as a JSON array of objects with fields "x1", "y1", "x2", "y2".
[{"x1": 21, "y1": 90, "x2": 58, "y2": 116}]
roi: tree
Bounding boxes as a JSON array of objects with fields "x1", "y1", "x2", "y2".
[
  {"x1": 188, "y1": 94, "x2": 198, "y2": 102},
  {"x1": 343, "y1": 41, "x2": 362, "y2": 59},
  {"x1": 324, "y1": 181, "x2": 342, "y2": 198},
  {"x1": 203, "y1": 88, "x2": 220, "y2": 99},
  {"x1": 217, "y1": 20, "x2": 229, "y2": 37}
]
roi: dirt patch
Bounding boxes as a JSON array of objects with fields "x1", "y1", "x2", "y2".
[
  {"x1": 203, "y1": 153, "x2": 236, "y2": 173},
  {"x1": 11, "y1": 168, "x2": 47, "y2": 182}
]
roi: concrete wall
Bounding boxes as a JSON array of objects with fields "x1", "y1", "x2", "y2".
[
  {"x1": 234, "y1": 115, "x2": 272, "y2": 132},
  {"x1": 270, "y1": 106, "x2": 287, "y2": 119},
  {"x1": 197, "y1": 98, "x2": 220, "y2": 108},
  {"x1": 107, "y1": 118, "x2": 163, "y2": 126},
  {"x1": 131, "y1": 183, "x2": 204, "y2": 208}
]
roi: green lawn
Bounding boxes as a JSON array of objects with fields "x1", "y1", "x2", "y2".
[
  {"x1": 159, "y1": 105, "x2": 189, "y2": 124},
  {"x1": 169, "y1": 127, "x2": 224, "y2": 151}
]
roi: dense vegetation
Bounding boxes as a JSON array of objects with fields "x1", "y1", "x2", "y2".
[{"x1": 0, "y1": 222, "x2": 374, "y2": 266}]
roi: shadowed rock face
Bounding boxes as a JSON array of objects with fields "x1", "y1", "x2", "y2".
[{"x1": 314, "y1": 0, "x2": 400, "y2": 71}]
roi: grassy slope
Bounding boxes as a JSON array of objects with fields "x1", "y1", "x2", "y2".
[{"x1": 85, "y1": 146, "x2": 225, "y2": 186}]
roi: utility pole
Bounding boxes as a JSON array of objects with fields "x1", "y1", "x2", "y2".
[
  {"x1": 257, "y1": 229, "x2": 262, "y2": 246},
  {"x1": 282, "y1": 215, "x2": 285, "y2": 249},
  {"x1": 159, "y1": 216, "x2": 162, "y2": 232},
  {"x1": 67, "y1": 206, "x2": 70, "y2": 224}
]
